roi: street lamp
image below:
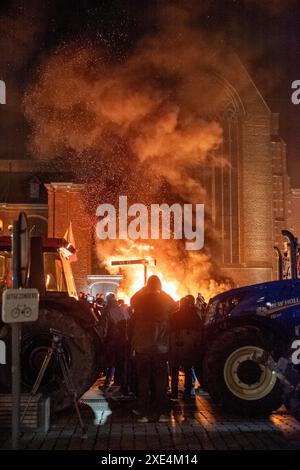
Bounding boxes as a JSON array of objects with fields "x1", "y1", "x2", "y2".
[{"x1": 111, "y1": 258, "x2": 156, "y2": 285}]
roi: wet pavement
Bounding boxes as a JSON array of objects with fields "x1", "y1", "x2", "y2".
[{"x1": 1, "y1": 381, "x2": 300, "y2": 450}]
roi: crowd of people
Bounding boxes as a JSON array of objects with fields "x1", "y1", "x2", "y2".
[{"x1": 79, "y1": 275, "x2": 206, "y2": 423}]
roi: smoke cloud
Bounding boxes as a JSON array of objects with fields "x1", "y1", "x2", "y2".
[{"x1": 24, "y1": 2, "x2": 235, "y2": 299}]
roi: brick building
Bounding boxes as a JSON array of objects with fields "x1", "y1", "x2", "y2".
[
  {"x1": 287, "y1": 188, "x2": 300, "y2": 238},
  {"x1": 0, "y1": 160, "x2": 49, "y2": 237},
  {"x1": 0, "y1": 58, "x2": 291, "y2": 294}
]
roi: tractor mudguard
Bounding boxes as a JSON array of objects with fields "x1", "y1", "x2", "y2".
[{"x1": 39, "y1": 295, "x2": 97, "y2": 329}]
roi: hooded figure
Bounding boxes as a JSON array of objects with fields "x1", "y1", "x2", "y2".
[
  {"x1": 130, "y1": 275, "x2": 176, "y2": 423},
  {"x1": 130, "y1": 275, "x2": 175, "y2": 355}
]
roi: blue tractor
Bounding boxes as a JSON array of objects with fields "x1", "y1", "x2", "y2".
[{"x1": 201, "y1": 230, "x2": 300, "y2": 415}]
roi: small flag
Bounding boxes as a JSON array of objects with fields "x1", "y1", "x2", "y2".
[{"x1": 64, "y1": 222, "x2": 78, "y2": 262}]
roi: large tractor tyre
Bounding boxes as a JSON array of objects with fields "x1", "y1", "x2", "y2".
[
  {"x1": 0, "y1": 324, "x2": 11, "y2": 392},
  {"x1": 203, "y1": 326, "x2": 283, "y2": 416},
  {"x1": 20, "y1": 307, "x2": 98, "y2": 413}
]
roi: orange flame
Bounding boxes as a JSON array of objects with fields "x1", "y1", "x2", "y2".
[
  {"x1": 105, "y1": 240, "x2": 229, "y2": 305},
  {"x1": 115, "y1": 264, "x2": 181, "y2": 304}
]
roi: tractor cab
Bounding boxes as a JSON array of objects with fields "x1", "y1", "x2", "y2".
[
  {"x1": 0, "y1": 236, "x2": 102, "y2": 413},
  {"x1": 0, "y1": 236, "x2": 77, "y2": 298}
]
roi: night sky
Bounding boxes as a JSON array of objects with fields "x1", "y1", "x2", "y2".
[{"x1": 1, "y1": 0, "x2": 300, "y2": 185}]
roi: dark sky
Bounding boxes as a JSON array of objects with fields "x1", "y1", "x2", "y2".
[{"x1": 1, "y1": 0, "x2": 300, "y2": 185}]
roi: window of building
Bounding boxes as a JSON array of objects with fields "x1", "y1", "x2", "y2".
[{"x1": 29, "y1": 177, "x2": 40, "y2": 199}]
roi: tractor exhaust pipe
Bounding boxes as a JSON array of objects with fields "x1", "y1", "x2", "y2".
[
  {"x1": 274, "y1": 246, "x2": 283, "y2": 280},
  {"x1": 282, "y1": 230, "x2": 298, "y2": 280}
]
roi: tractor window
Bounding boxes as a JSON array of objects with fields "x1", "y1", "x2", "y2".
[
  {"x1": 44, "y1": 252, "x2": 67, "y2": 292},
  {"x1": 59, "y1": 251, "x2": 78, "y2": 298},
  {"x1": 0, "y1": 255, "x2": 5, "y2": 278}
]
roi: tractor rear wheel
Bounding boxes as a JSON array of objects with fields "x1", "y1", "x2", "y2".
[
  {"x1": 21, "y1": 307, "x2": 98, "y2": 412},
  {"x1": 203, "y1": 326, "x2": 283, "y2": 415}
]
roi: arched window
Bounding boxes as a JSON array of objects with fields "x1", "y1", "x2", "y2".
[
  {"x1": 213, "y1": 108, "x2": 242, "y2": 265},
  {"x1": 0, "y1": 219, "x2": 3, "y2": 233},
  {"x1": 29, "y1": 177, "x2": 40, "y2": 200},
  {"x1": 196, "y1": 72, "x2": 245, "y2": 267},
  {"x1": 90, "y1": 282, "x2": 120, "y2": 297}
]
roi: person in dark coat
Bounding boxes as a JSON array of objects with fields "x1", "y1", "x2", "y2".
[
  {"x1": 130, "y1": 275, "x2": 176, "y2": 423},
  {"x1": 100, "y1": 293, "x2": 128, "y2": 394},
  {"x1": 170, "y1": 295, "x2": 202, "y2": 400}
]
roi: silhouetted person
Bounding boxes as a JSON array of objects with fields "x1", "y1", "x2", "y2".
[
  {"x1": 130, "y1": 275, "x2": 176, "y2": 422},
  {"x1": 170, "y1": 295, "x2": 202, "y2": 400},
  {"x1": 100, "y1": 293, "x2": 128, "y2": 394},
  {"x1": 96, "y1": 293, "x2": 105, "y2": 308}
]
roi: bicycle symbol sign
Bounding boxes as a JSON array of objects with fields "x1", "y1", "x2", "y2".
[
  {"x1": 11, "y1": 305, "x2": 33, "y2": 320},
  {"x1": 2, "y1": 289, "x2": 39, "y2": 324}
]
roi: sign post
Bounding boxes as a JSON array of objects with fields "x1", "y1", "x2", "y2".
[
  {"x1": 1, "y1": 213, "x2": 38, "y2": 450},
  {"x1": 11, "y1": 308, "x2": 20, "y2": 450}
]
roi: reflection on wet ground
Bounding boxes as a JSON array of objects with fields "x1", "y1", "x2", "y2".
[{"x1": 1, "y1": 380, "x2": 299, "y2": 450}]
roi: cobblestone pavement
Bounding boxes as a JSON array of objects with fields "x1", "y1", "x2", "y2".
[{"x1": 1, "y1": 384, "x2": 300, "y2": 450}]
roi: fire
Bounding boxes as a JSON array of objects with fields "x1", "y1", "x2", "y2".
[
  {"x1": 116, "y1": 265, "x2": 181, "y2": 305},
  {"x1": 105, "y1": 240, "x2": 230, "y2": 305}
]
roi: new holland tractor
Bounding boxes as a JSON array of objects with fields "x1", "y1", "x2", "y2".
[
  {"x1": 0, "y1": 235, "x2": 104, "y2": 412},
  {"x1": 200, "y1": 230, "x2": 300, "y2": 415}
]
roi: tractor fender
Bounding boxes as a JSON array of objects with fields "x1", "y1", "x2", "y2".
[
  {"x1": 204, "y1": 315, "x2": 289, "y2": 356},
  {"x1": 39, "y1": 295, "x2": 97, "y2": 330}
]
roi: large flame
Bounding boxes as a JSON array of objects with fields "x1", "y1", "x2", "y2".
[
  {"x1": 116, "y1": 267, "x2": 180, "y2": 304},
  {"x1": 105, "y1": 240, "x2": 229, "y2": 305}
]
